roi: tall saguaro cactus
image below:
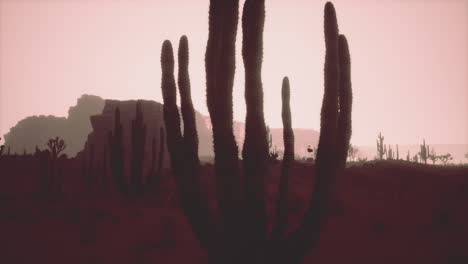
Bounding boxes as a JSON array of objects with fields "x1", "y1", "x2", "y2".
[
  {"x1": 161, "y1": 1, "x2": 352, "y2": 264},
  {"x1": 273, "y1": 77, "x2": 295, "y2": 239},
  {"x1": 161, "y1": 37, "x2": 217, "y2": 255},
  {"x1": 241, "y1": 0, "x2": 269, "y2": 254},
  {"x1": 205, "y1": 0, "x2": 243, "y2": 258},
  {"x1": 274, "y1": 3, "x2": 353, "y2": 263}
]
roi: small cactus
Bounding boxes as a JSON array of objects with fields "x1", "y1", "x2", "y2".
[{"x1": 376, "y1": 132, "x2": 386, "y2": 160}]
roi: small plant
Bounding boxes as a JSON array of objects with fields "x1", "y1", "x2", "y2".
[
  {"x1": 347, "y1": 144, "x2": 358, "y2": 162},
  {"x1": 357, "y1": 157, "x2": 368, "y2": 162},
  {"x1": 438, "y1": 153, "x2": 453, "y2": 165},
  {"x1": 46, "y1": 136, "x2": 66, "y2": 160},
  {"x1": 266, "y1": 126, "x2": 279, "y2": 162},
  {"x1": 0, "y1": 137, "x2": 5, "y2": 157},
  {"x1": 428, "y1": 148, "x2": 438, "y2": 165}
]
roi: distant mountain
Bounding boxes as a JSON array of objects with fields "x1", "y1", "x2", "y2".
[
  {"x1": 3, "y1": 95, "x2": 105, "y2": 156},
  {"x1": 3, "y1": 94, "x2": 321, "y2": 159}
]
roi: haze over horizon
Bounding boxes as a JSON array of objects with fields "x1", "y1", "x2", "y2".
[{"x1": 1, "y1": 0, "x2": 467, "y2": 146}]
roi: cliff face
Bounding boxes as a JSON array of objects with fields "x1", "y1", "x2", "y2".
[
  {"x1": 3, "y1": 95, "x2": 105, "y2": 156},
  {"x1": 79, "y1": 99, "x2": 214, "y2": 171}
]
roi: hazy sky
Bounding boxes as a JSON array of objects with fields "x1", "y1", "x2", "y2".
[{"x1": 1, "y1": 0, "x2": 467, "y2": 146}]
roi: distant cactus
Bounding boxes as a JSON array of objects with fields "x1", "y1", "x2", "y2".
[
  {"x1": 418, "y1": 139, "x2": 429, "y2": 164},
  {"x1": 406, "y1": 150, "x2": 410, "y2": 162},
  {"x1": 130, "y1": 100, "x2": 147, "y2": 196},
  {"x1": 387, "y1": 145, "x2": 394, "y2": 160},
  {"x1": 0, "y1": 137, "x2": 4, "y2": 157},
  {"x1": 376, "y1": 132, "x2": 386, "y2": 160},
  {"x1": 108, "y1": 107, "x2": 126, "y2": 196},
  {"x1": 145, "y1": 127, "x2": 165, "y2": 189},
  {"x1": 396, "y1": 144, "x2": 399, "y2": 160},
  {"x1": 347, "y1": 144, "x2": 358, "y2": 162}
]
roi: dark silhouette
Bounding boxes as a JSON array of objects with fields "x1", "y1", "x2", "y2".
[
  {"x1": 205, "y1": 2, "x2": 243, "y2": 260},
  {"x1": 145, "y1": 127, "x2": 165, "y2": 190},
  {"x1": 130, "y1": 101, "x2": 147, "y2": 196},
  {"x1": 162, "y1": 2, "x2": 352, "y2": 263},
  {"x1": 241, "y1": 1, "x2": 269, "y2": 260},
  {"x1": 419, "y1": 139, "x2": 429, "y2": 164},
  {"x1": 273, "y1": 76, "x2": 294, "y2": 240},
  {"x1": 108, "y1": 107, "x2": 126, "y2": 196},
  {"x1": 3, "y1": 95, "x2": 104, "y2": 156},
  {"x1": 377, "y1": 132, "x2": 386, "y2": 160},
  {"x1": 161, "y1": 37, "x2": 216, "y2": 256}
]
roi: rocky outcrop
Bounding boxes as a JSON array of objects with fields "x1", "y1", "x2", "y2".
[
  {"x1": 3, "y1": 95, "x2": 105, "y2": 156},
  {"x1": 78, "y1": 99, "x2": 214, "y2": 170}
]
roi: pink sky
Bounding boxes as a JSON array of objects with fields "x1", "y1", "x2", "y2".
[{"x1": 1, "y1": 0, "x2": 467, "y2": 146}]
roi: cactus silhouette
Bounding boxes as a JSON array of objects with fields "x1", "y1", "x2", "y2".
[
  {"x1": 418, "y1": 139, "x2": 429, "y2": 164},
  {"x1": 108, "y1": 107, "x2": 126, "y2": 196},
  {"x1": 130, "y1": 100, "x2": 147, "y2": 196},
  {"x1": 161, "y1": 1, "x2": 352, "y2": 263},
  {"x1": 161, "y1": 37, "x2": 216, "y2": 253},
  {"x1": 273, "y1": 76, "x2": 295, "y2": 239},
  {"x1": 241, "y1": 0, "x2": 269, "y2": 252},
  {"x1": 376, "y1": 132, "x2": 387, "y2": 160}
]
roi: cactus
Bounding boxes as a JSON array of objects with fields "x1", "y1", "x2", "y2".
[
  {"x1": 205, "y1": 0, "x2": 243, "y2": 254},
  {"x1": 161, "y1": 1, "x2": 352, "y2": 263},
  {"x1": 242, "y1": 0, "x2": 269, "y2": 251},
  {"x1": 376, "y1": 132, "x2": 386, "y2": 160},
  {"x1": 406, "y1": 150, "x2": 410, "y2": 162},
  {"x1": 130, "y1": 100, "x2": 147, "y2": 196},
  {"x1": 145, "y1": 128, "x2": 165, "y2": 191},
  {"x1": 273, "y1": 76, "x2": 295, "y2": 239},
  {"x1": 285, "y1": 4, "x2": 353, "y2": 262},
  {"x1": 108, "y1": 107, "x2": 127, "y2": 196},
  {"x1": 387, "y1": 145, "x2": 394, "y2": 160},
  {"x1": 161, "y1": 37, "x2": 216, "y2": 253},
  {"x1": 396, "y1": 144, "x2": 399, "y2": 160},
  {"x1": 418, "y1": 139, "x2": 429, "y2": 164}
]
